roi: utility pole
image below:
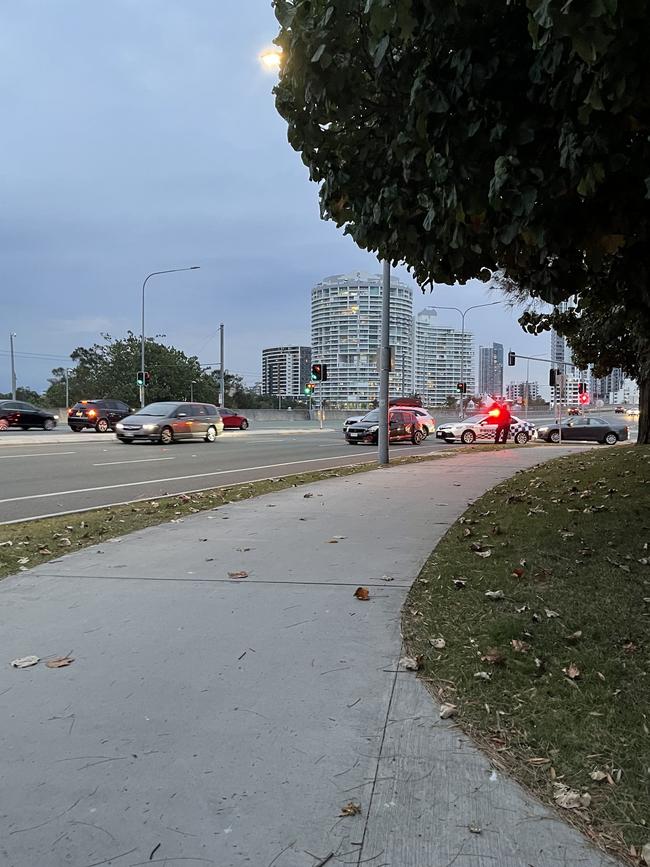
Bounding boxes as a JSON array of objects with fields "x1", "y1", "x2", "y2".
[
  {"x1": 219, "y1": 323, "x2": 225, "y2": 407},
  {"x1": 378, "y1": 260, "x2": 391, "y2": 467},
  {"x1": 64, "y1": 368, "x2": 70, "y2": 411},
  {"x1": 9, "y1": 332, "x2": 17, "y2": 399}
]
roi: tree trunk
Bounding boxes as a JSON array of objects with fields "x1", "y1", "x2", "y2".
[{"x1": 637, "y1": 375, "x2": 649, "y2": 444}]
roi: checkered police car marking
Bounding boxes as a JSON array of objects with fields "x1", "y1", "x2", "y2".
[{"x1": 436, "y1": 416, "x2": 536, "y2": 443}]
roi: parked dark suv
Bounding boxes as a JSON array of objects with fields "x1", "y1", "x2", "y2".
[
  {"x1": 0, "y1": 400, "x2": 58, "y2": 431},
  {"x1": 68, "y1": 399, "x2": 132, "y2": 432}
]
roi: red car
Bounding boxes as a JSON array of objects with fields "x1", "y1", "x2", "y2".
[{"x1": 218, "y1": 407, "x2": 249, "y2": 430}]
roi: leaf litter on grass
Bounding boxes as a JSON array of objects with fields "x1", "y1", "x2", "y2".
[{"x1": 401, "y1": 446, "x2": 650, "y2": 860}]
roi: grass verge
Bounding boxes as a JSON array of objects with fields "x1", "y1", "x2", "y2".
[
  {"x1": 403, "y1": 446, "x2": 650, "y2": 864},
  {"x1": 0, "y1": 444, "x2": 514, "y2": 581}
]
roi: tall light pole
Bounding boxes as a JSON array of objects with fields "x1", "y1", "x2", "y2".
[
  {"x1": 378, "y1": 260, "x2": 391, "y2": 466},
  {"x1": 64, "y1": 367, "x2": 73, "y2": 411},
  {"x1": 9, "y1": 332, "x2": 17, "y2": 399},
  {"x1": 219, "y1": 323, "x2": 225, "y2": 407},
  {"x1": 140, "y1": 266, "x2": 200, "y2": 407},
  {"x1": 428, "y1": 302, "x2": 503, "y2": 418}
]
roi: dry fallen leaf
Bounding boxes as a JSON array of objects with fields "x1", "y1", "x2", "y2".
[
  {"x1": 553, "y1": 782, "x2": 591, "y2": 810},
  {"x1": 482, "y1": 647, "x2": 506, "y2": 665},
  {"x1": 58, "y1": 538, "x2": 72, "y2": 547},
  {"x1": 45, "y1": 656, "x2": 74, "y2": 669},
  {"x1": 440, "y1": 703, "x2": 457, "y2": 719},
  {"x1": 511, "y1": 639, "x2": 531, "y2": 654},
  {"x1": 453, "y1": 579, "x2": 467, "y2": 589},
  {"x1": 476, "y1": 549, "x2": 492, "y2": 559},
  {"x1": 526, "y1": 757, "x2": 551, "y2": 766},
  {"x1": 429, "y1": 637, "x2": 446, "y2": 650},
  {"x1": 353, "y1": 586, "x2": 370, "y2": 601},
  {"x1": 565, "y1": 630, "x2": 582, "y2": 643},
  {"x1": 38, "y1": 547, "x2": 53, "y2": 555},
  {"x1": 590, "y1": 770, "x2": 608, "y2": 782},
  {"x1": 399, "y1": 655, "x2": 422, "y2": 671},
  {"x1": 563, "y1": 663, "x2": 580, "y2": 680},
  {"x1": 484, "y1": 590, "x2": 504, "y2": 601},
  {"x1": 10, "y1": 655, "x2": 39, "y2": 668},
  {"x1": 474, "y1": 671, "x2": 491, "y2": 681},
  {"x1": 641, "y1": 842, "x2": 650, "y2": 865},
  {"x1": 339, "y1": 801, "x2": 362, "y2": 817},
  {"x1": 228, "y1": 571, "x2": 248, "y2": 580},
  {"x1": 511, "y1": 567, "x2": 525, "y2": 578},
  {"x1": 0, "y1": 540, "x2": 13, "y2": 547},
  {"x1": 623, "y1": 641, "x2": 639, "y2": 654},
  {"x1": 544, "y1": 608, "x2": 560, "y2": 619}
]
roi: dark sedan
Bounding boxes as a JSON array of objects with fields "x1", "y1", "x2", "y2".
[
  {"x1": 346, "y1": 409, "x2": 426, "y2": 445},
  {"x1": 0, "y1": 400, "x2": 58, "y2": 431},
  {"x1": 537, "y1": 416, "x2": 628, "y2": 445}
]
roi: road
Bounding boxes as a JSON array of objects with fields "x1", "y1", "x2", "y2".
[
  {"x1": 0, "y1": 428, "x2": 456, "y2": 523},
  {"x1": 0, "y1": 412, "x2": 635, "y2": 524}
]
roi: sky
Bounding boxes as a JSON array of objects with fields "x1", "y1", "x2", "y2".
[{"x1": 1, "y1": 0, "x2": 551, "y2": 396}]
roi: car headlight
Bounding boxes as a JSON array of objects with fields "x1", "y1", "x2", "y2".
[
  {"x1": 115, "y1": 422, "x2": 124, "y2": 430},
  {"x1": 53, "y1": 414, "x2": 59, "y2": 420},
  {"x1": 368, "y1": 425, "x2": 379, "y2": 432},
  {"x1": 537, "y1": 426, "x2": 548, "y2": 433},
  {"x1": 143, "y1": 423, "x2": 159, "y2": 431}
]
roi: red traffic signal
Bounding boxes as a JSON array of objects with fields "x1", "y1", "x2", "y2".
[
  {"x1": 579, "y1": 391, "x2": 589, "y2": 404},
  {"x1": 311, "y1": 363, "x2": 328, "y2": 382}
]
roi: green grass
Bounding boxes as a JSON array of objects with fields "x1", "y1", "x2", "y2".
[
  {"x1": 403, "y1": 446, "x2": 650, "y2": 863},
  {"x1": 0, "y1": 445, "x2": 510, "y2": 581}
]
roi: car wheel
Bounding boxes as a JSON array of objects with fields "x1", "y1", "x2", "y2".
[
  {"x1": 204, "y1": 425, "x2": 217, "y2": 443},
  {"x1": 604, "y1": 432, "x2": 618, "y2": 445},
  {"x1": 240, "y1": 420, "x2": 249, "y2": 430},
  {"x1": 0, "y1": 418, "x2": 9, "y2": 431},
  {"x1": 43, "y1": 419, "x2": 55, "y2": 431},
  {"x1": 460, "y1": 430, "x2": 476, "y2": 444},
  {"x1": 96, "y1": 418, "x2": 110, "y2": 433},
  {"x1": 160, "y1": 426, "x2": 174, "y2": 445},
  {"x1": 412, "y1": 430, "x2": 425, "y2": 445},
  {"x1": 514, "y1": 431, "x2": 529, "y2": 445},
  {"x1": 549, "y1": 430, "x2": 561, "y2": 443},
  {"x1": 421, "y1": 426, "x2": 429, "y2": 438}
]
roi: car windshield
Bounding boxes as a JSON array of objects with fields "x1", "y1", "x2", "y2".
[
  {"x1": 135, "y1": 402, "x2": 179, "y2": 417},
  {"x1": 463, "y1": 415, "x2": 485, "y2": 425},
  {"x1": 361, "y1": 410, "x2": 379, "y2": 422}
]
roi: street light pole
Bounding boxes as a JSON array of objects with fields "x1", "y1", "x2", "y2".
[
  {"x1": 428, "y1": 302, "x2": 503, "y2": 419},
  {"x1": 378, "y1": 260, "x2": 391, "y2": 467},
  {"x1": 9, "y1": 332, "x2": 17, "y2": 399},
  {"x1": 219, "y1": 322, "x2": 225, "y2": 407},
  {"x1": 140, "y1": 266, "x2": 200, "y2": 407}
]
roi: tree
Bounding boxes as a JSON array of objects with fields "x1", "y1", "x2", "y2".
[
  {"x1": 273, "y1": 0, "x2": 650, "y2": 441},
  {"x1": 44, "y1": 334, "x2": 217, "y2": 408},
  {"x1": 0, "y1": 387, "x2": 42, "y2": 404}
]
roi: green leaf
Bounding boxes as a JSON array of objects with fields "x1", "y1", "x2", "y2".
[{"x1": 373, "y1": 34, "x2": 390, "y2": 67}]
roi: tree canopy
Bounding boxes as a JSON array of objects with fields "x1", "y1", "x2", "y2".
[{"x1": 273, "y1": 0, "x2": 650, "y2": 440}]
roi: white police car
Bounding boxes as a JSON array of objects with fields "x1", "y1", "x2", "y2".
[{"x1": 435, "y1": 413, "x2": 536, "y2": 445}]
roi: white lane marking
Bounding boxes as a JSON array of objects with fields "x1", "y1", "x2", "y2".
[
  {"x1": 93, "y1": 457, "x2": 176, "y2": 467},
  {"x1": 0, "y1": 451, "x2": 77, "y2": 459},
  {"x1": 0, "y1": 450, "x2": 434, "y2": 506},
  {"x1": 0, "y1": 448, "x2": 438, "y2": 524}
]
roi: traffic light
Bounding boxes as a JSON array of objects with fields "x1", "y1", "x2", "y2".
[
  {"x1": 579, "y1": 391, "x2": 589, "y2": 405},
  {"x1": 456, "y1": 382, "x2": 467, "y2": 394},
  {"x1": 144, "y1": 371, "x2": 151, "y2": 385},
  {"x1": 549, "y1": 368, "x2": 560, "y2": 386},
  {"x1": 311, "y1": 363, "x2": 328, "y2": 382},
  {"x1": 304, "y1": 381, "x2": 315, "y2": 396},
  {"x1": 507, "y1": 351, "x2": 516, "y2": 366},
  {"x1": 578, "y1": 382, "x2": 587, "y2": 394},
  {"x1": 137, "y1": 371, "x2": 145, "y2": 386}
]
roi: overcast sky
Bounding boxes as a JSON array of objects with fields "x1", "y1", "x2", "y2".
[{"x1": 1, "y1": 0, "x2": 551, "y2": 395}]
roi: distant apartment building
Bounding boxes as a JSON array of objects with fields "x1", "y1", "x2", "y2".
[
  {"x1": 310, "y1": 272, "x2": 413, "y2": 406},
  {"x1": 550, "y1": 302, "x2": 574, "y2": 374},
  {"x1": 592, "y1": 367, "x2": 625, "y2": 403},
  {"x1": 506, "y1": 381, "x2": 540, "y2": 402},
  {"x1": 261, "y1": 346, "x2": 311, "y2": 397},
  {"x1": 412, "y1": 308, "x2": 474, "y2": 406},
  {"x1": 478, "y1": 343, "x2": 504, "y2": 397}
]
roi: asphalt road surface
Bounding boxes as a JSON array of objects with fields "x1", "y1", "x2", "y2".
[{"x1": 0, "y1": 428, "x2": 456, "y2": 523}]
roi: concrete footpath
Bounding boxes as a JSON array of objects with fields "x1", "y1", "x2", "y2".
[{"x1": 0, "y1": 446, "x2": 619, "y2": 867}]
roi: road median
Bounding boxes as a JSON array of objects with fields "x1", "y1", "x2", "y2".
[{"x1": 403, "y1": 445, "x2": 650, "y2": 863}]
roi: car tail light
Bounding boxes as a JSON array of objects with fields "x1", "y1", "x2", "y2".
[
  {"x1": 67, "y1": 408, "x2": 73, "y2": 415},
  {"x1": 88, "y1": 409, "x2": 96, "y2": 418}
]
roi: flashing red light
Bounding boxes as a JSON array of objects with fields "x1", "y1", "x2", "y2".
[
  {"x1": 488, "y1": 408, "x2": 501, "y2": 418},
  {"x1": 88, "y1": 409, "x2": 97, "y2": 417},
  {"x1": 578, "y1": 392, "x2": 589, "y2": 405}
]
